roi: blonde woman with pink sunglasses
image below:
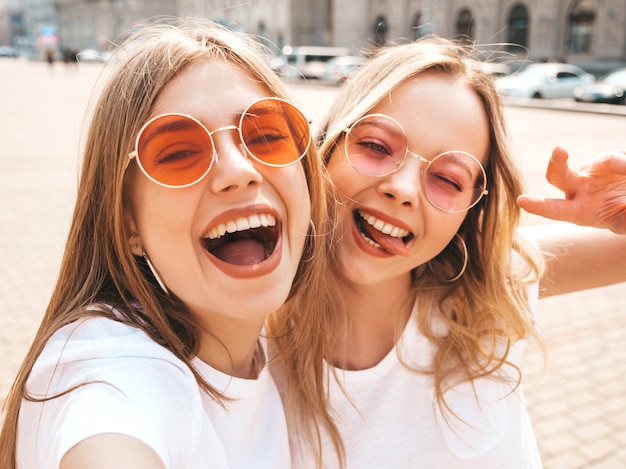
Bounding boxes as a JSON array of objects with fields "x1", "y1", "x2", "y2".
[{"x1": 272, "y1": 37, "x2": 626, "y2": 468}]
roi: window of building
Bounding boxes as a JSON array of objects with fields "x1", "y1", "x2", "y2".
[
  {"x1": 455, "y1": 9, "x2": 474, "y2": 42},
  {"x1": 373, "y1": 15, "x2": 388, "y2": 46},
  {"x1": 507, "y1": 3, "x2": 529, "y2": 50},
  {"x1": 257, "y1": 21, "x2": 266, "y2": 38},
  {"x1": 412, "y1": 11, "x2": 423, "y2": 40},
  {"x1": 566, "y1": 0, "x2": 596, "y2": 53}
]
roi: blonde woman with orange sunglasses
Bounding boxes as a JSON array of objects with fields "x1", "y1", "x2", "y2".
[{"x1": 0, "y1": 18, "x2": 338, "y2": 469}]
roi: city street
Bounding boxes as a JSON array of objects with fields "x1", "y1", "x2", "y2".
[{"x1": 1, "y1": 58, "x2": 625, "y2": 467}]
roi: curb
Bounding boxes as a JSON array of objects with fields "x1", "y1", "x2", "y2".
[{"x1": 502, "y1": 97, "x2": 626, "y2": 116}]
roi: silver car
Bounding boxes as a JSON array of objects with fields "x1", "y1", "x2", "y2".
[{"x1": 495, "y1": 63, "x2": 594, "y2": 99}]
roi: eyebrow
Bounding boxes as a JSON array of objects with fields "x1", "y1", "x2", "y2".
[
  {"x1": 243, "y1": 101, "x2": 282, "y2": 119},
  {"x1": 142, "y1": 116, "x2": 204, "y2": 143}
]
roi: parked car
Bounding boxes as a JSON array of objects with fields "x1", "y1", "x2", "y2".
[
  {"x1": 495, "y1": 63, "x2": 594, "y2": 99},
  {"x1": 0, "y1": 45, "x2": 19, "y2": 58},
  {"x1": 481, "y1": 62, "x2": 512, "y2": 78},
  {"x1": 323, "y1": 55, "x2": 367, "y2": 83},
  {"x1": 76, "y1": 48, "x2": 103, "y2": 63},
  {"x1": 269, "y1": 55, "x2": 297, "y2": 79},
  {"x1": 573, "y1": 68, "x2": 626, "y2": 104},
  {"x1": 281, "y1": 46, "x2": 352, "y2": 79}
]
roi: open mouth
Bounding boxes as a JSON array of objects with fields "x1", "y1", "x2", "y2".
[
  {"x1": 353, "y1": 210, "x2": 413, "y2": 256},
  {"x1": 203, "y1": 214, "x2": 279, "y2": 266}
]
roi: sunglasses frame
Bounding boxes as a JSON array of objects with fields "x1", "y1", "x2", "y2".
[
  {"x1": 128, "y1": 97, "x2": 311, "y2": 189},
  {"x1": 343, "y1": 113, "x2": 489, "y2": 212}
]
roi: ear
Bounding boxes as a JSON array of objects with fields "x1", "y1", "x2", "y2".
[
  {"x1": 129, "y1": 235, "x2": 143, "y2": 257},
  {"x1": 127, "y1": 216, "x2": 143, "y2": 257}
]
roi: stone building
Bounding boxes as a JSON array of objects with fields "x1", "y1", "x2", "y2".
[
  {"x1": 200, "y1": 0, "x2": 626, "y2": 73},
  {"x1": 3, "y1": 0, "x2": 625, "y2": 72},
  {"x1": 54, "y1": 0, "x2": 177, "y2": 52}
]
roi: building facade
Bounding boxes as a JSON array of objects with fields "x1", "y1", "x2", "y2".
[
  {"x1": 2, "y1": 0, "x2": 625, "y2": 72},
  {"x1": 195, "y1": 0, "x2": 626, "y2": 72},
  {"x1": 325, "y1": 0, "x2": 626, "y2": 72}
]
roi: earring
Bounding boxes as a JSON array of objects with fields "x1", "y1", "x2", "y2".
[
  {"x1": 428, "y1": 233, "x2": 468, "y2": 283},
  {"x1": 143, "y1": 250, "x2": 170, "y2": 295},
  {"x1": 300, "y1": 219, "x2": 317, "y2": 263},
  {"x1": 130, "y1": 237, "x2": 141, "y2": 256}
]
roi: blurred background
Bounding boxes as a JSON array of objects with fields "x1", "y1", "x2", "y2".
[
  {"x1": 1, "y1": 0, "x2": 625, "y2": 74},
  {"x1": 1, "y1": 1, "x2": 625, "y2": 468}
]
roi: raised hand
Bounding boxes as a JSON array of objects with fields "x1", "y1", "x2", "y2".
[{"x1": 517, "y1": 146, "x2": 626, "y2": 235}]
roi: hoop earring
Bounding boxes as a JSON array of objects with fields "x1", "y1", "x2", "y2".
[
  {"x1": 301, "y1": 219, "x2": 317, "y2": 263},
  {"x1": 143, "y1": 250, "x2": 170, "y2": 295},
  {"x1": 309, "y1": 219, "x2": 317, "y2": 238},
  {"x1": 428, "y1": 233, "x2": 468, "y2": 283}
]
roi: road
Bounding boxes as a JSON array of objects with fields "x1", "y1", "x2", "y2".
[{"x1": 0, "y1": 58, "x2": 625, "y2": 468}]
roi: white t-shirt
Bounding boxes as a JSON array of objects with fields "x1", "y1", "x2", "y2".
[
  {"x1": 292, "y1": 282, "x2": 542, "y2": 469},
  {"x1": 17, "y1": 315, "x2": 290, "y2": 469}
]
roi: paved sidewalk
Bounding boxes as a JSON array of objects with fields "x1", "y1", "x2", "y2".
[{"x1": 1, "y1": 59, "x2": 625, "y2": 467}]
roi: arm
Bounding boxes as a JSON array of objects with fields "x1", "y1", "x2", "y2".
[
  {"x1": 61, "y1": 433, "x2": 165, "y2": 469},
  {"x1": 530, "y1": 224, "x2": 626, "y2": 298},
  {"x1": 517, "y1": 146, "x2": 626, "y2": 234}
]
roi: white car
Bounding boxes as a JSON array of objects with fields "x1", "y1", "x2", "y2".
[
  {"x1": 495, "y1": 63, "x2": 594, "y2": 99},
  {"x1": 323, "y1": 55, "x2": 367, "y2": 83},
  {"x1": 76, "y1": 48, "x2": 103, "y2": 63}
]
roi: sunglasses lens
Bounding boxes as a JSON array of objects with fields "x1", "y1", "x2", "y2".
[
  {"x1": 424, "y1": 152, "x2": 486, "y2": 212},
  {"x1": 136, "y1": 114, "x2": 214, "y2": 187},
  {"x1": 240, "y1": 99, "x2": 310, "y2": 166},
  {"x1": 344, "y1": 115, "x2": 406, "y2": 176},
  {"x1": 344, "y1": 115, "x2": 487, "y2": 212}
]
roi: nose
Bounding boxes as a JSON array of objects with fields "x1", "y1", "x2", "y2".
[
  {"x1": 209, "y1": 129, "x2": 263, "y2": 193},
  {"x1": 377, "y1": 156, "x2": 423, "y2": 207}
]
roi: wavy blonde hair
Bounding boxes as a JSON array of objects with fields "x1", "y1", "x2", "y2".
[
  {"x1": 0, "y1": 17, "x2": 338, "y2": 468},
  {"x1": 316, "y1": 37, "x2": 545, "y2": 423}
]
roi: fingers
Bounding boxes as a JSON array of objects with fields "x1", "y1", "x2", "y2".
[
  {"x1": 516, "y1": 195, "x2": 577, "y2": 223},
  {"x1": 544, "y1": 147, "x2": 581, "y2": 196}
]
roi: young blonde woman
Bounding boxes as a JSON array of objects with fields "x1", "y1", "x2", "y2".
[
  {"x1": 0, "y1": 19, "x2": 338, "y2": 468},
  {"x1": 274, "y1": 37, "x2": 626, "y2": 468}
]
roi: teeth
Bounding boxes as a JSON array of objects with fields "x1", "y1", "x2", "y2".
[
  {"x1": 360, "y1": 231, "x2": 382, "y2": 249},
  {"x1": 359, "y1": 211, "x2": 409, "y2": 238},
  {"x1": 204, "y1": 214, "x2": 276, "y2": 239}
]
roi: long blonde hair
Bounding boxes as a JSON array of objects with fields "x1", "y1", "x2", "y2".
[
  {"x1": 0, "y1": 18, "x2": 335, "y2": 468},
  {"x1": 318, "y1": 37, "x2": 544, "y2": 417}
]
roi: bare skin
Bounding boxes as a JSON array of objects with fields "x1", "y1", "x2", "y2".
[
  {"x1": 519, "y1": 147, "x2": 626, "y2": 296},
  {"x1": 61, "y1": 434, "x2": 165, "y2": 469},
  {"x1": 518, "y1": 146, "x2": 626, "y2": 235}
]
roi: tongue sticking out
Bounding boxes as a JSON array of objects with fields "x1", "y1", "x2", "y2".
[{"x1": 360, "y1": 222, "x2": 410, "y2": 257}]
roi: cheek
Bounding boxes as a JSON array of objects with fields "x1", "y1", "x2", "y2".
[
  {"x1": 275, "y1": 164, "x2": 311, "y2": 226},
  {"x1": 127, "y1": 169, "x2": 195, "y2": 243},
  {"x1": 426, "y1": 213, "x2": 466, "y2": 252},
  {"x1": 327, "y1": 151, "x2": 366, "y2": 196},
  {"x1": 294, "y1": 167, "x2": 312, "y2": 223}
]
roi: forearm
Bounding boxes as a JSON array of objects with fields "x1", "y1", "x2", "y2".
[{"x1": 532, "y1": 224, "x2": 626, "y2": 297}]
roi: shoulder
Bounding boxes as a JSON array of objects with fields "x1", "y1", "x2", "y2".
[
  {"x1": 30, "y1": 314, "x2": 198, "y2": 399},
  {"x1": 20, "y1": 316, "x2": 209, "y2": 468},
  {"x1": 38, "y1": 315, "x2": 184, "y2": 366}
]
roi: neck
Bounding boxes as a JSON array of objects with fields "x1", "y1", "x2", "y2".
[
  {"x1": 197, "y1": 317, "x2": 265, "y2": 379},
  {"x1": 332, "y1": 275, "x2": 414, "y2": 370}
]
